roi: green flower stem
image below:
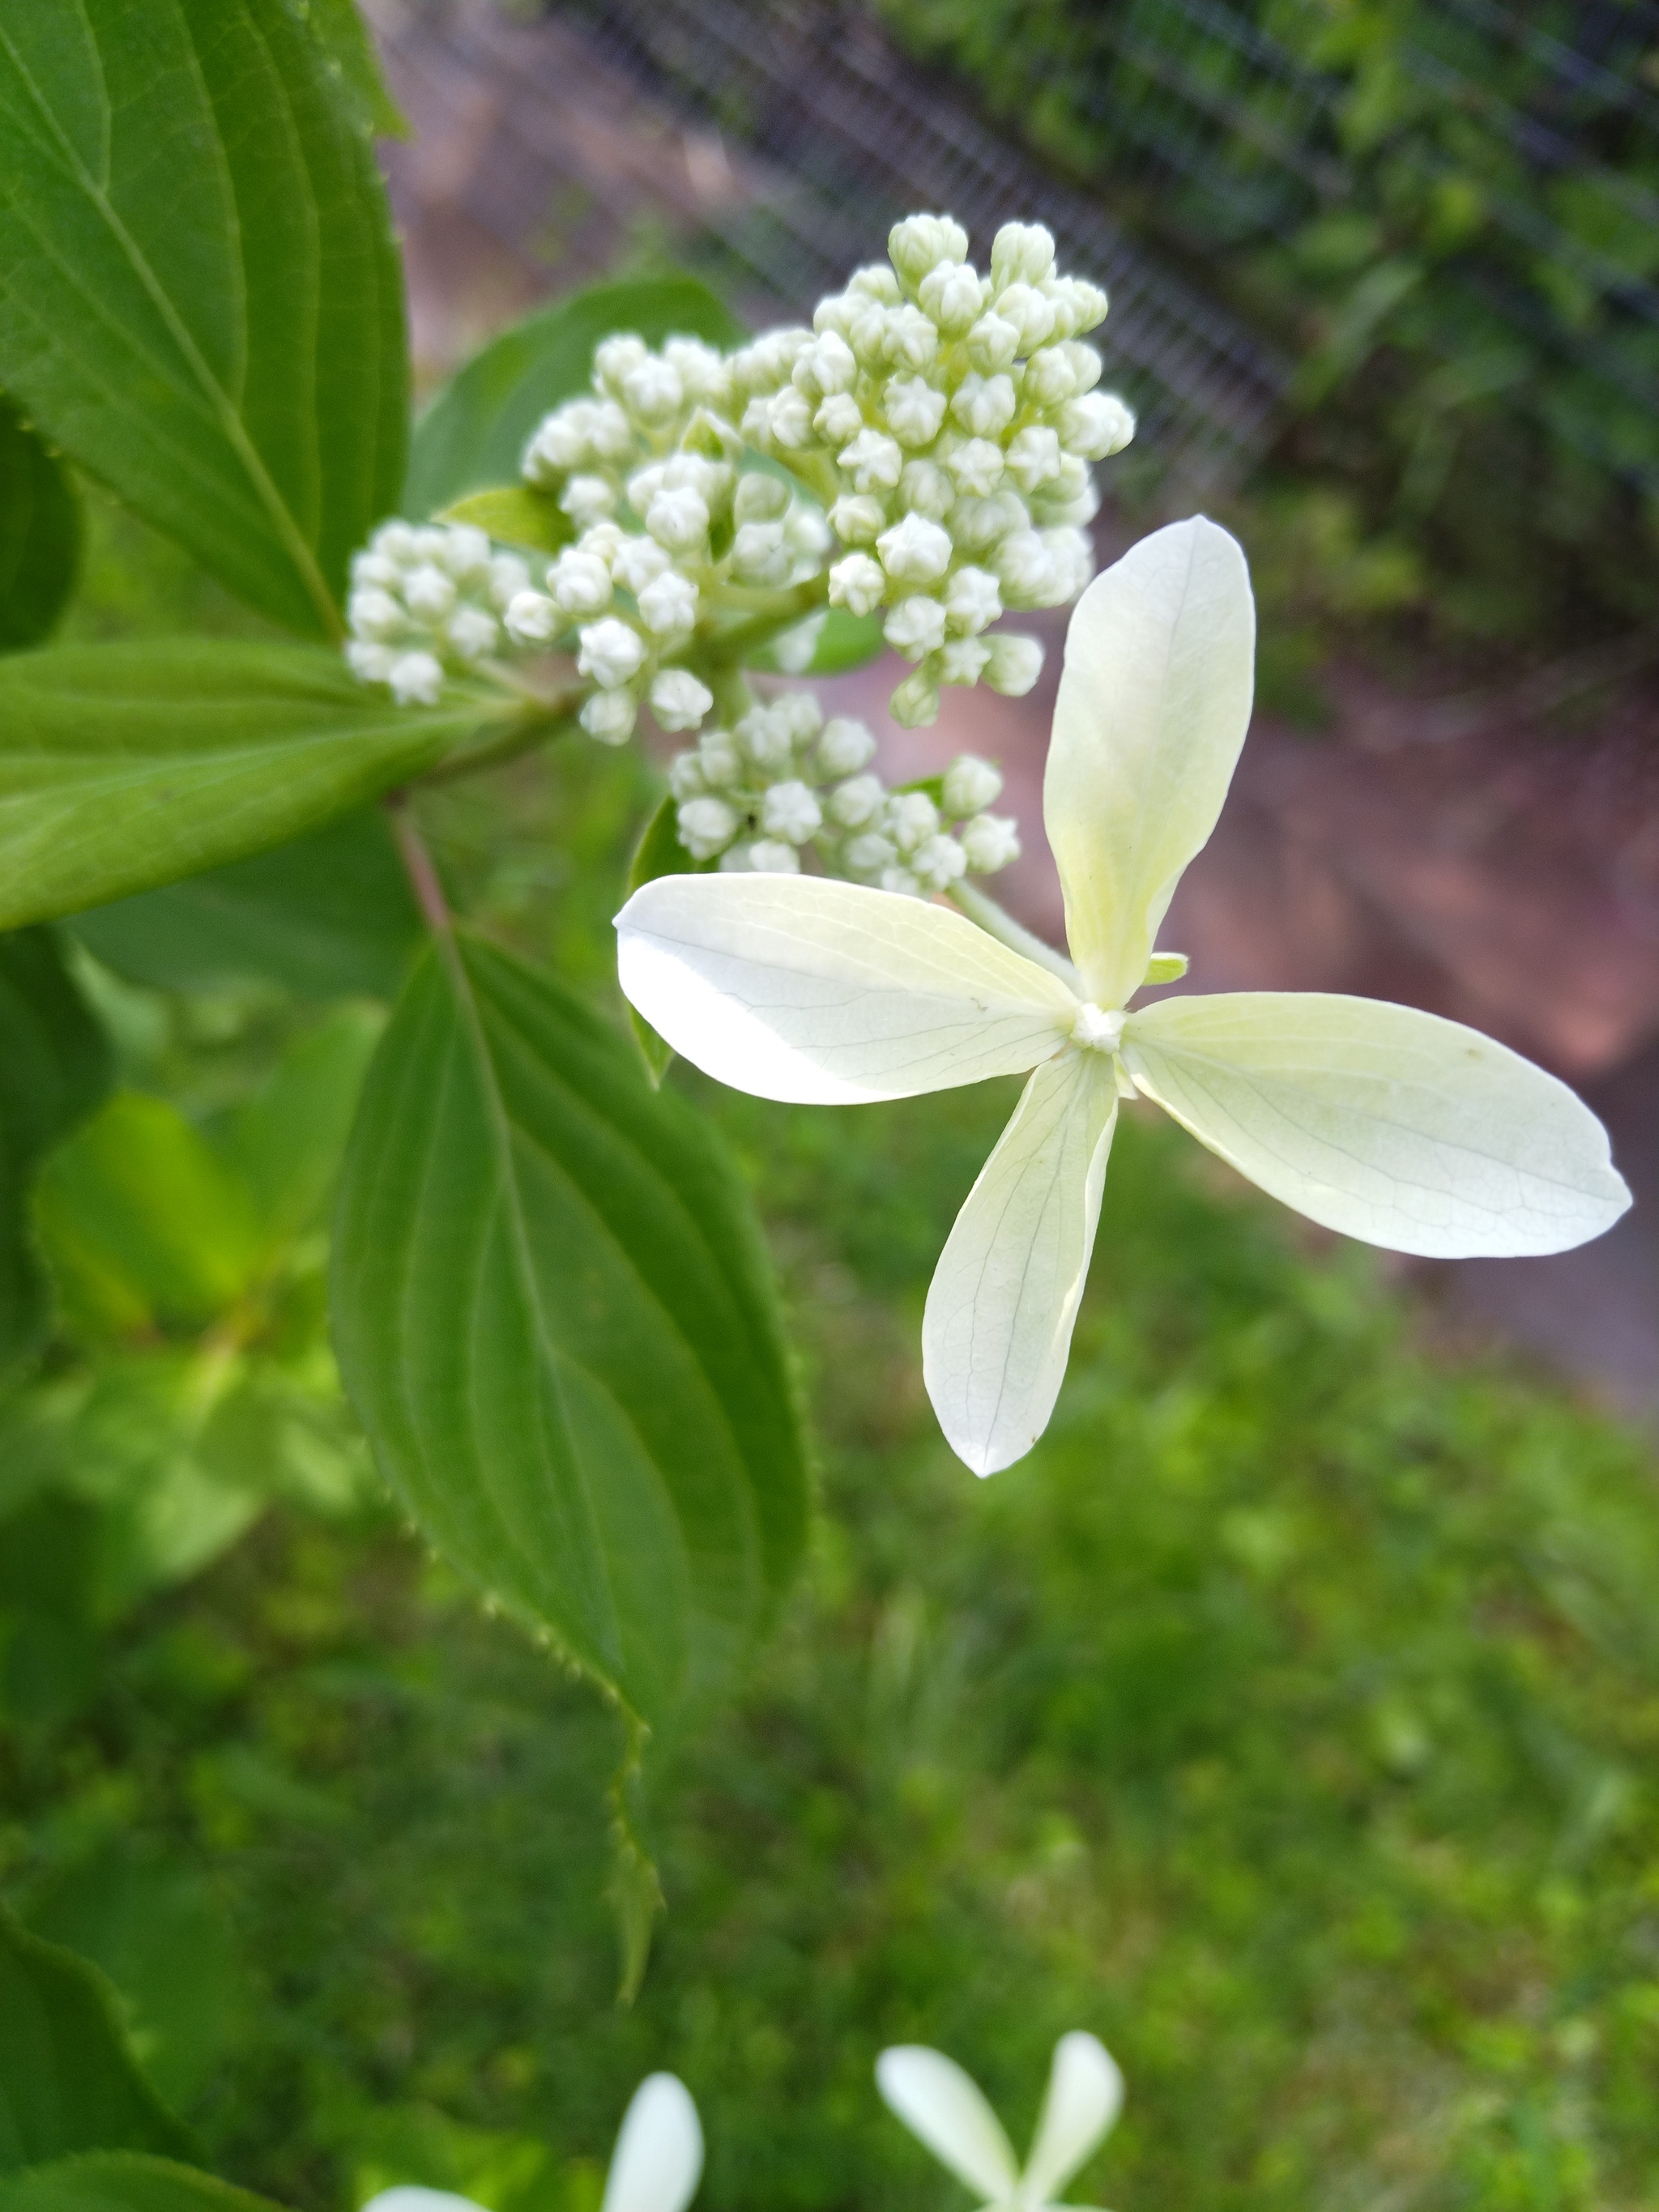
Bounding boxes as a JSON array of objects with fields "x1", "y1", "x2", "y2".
[
  {"x1": 696, "y1": 576, "x2": 829, "y2": 669},
  {"x1": 385, "y1": 791, "x2": 454, "y2": 937},
  {"x1": 949, "y1": 880, "x2": 1084, "y2": 991},
  {"x1": 416, "y1": 683, "x2": 583, "y2": 787}
]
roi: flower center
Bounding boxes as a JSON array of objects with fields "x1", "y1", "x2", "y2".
[{"x1": 1070, "y1": 1002, "x2": 1125, "y2": 1054}]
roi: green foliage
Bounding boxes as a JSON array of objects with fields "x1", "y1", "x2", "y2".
[
  {"x1": 624, "y1": 798, "x2": 713, "y2": 1084},
  {"x1": 0, "y1": 401, "x2": 79, "y2": 652},
  {"x1": 289, "y1": 0, "x2": 409, "y2": 141},
  {"x1": 0, "y1": 930, "x2": 112, "y2": 1373},
  {"x1": 870, "y1": 0, "x2": 1659, "y2": 650},
  {"x1": 0, "y1": 0, "x2": 407, "y2": 637},
  {"x1": 805, "y1": 607, "x2": 886, "y2": 676},
  {"x1": 0, "y1": 643, "x2": 512, "y2": 929},
  {"x1": 0, "y1": 1909, "x2": 194, "y2": 2169},
  {"x1": 438, "y1": 488, "x2": 574, "y2": 557},
  {"x1": 74, "y1": 811, "x2": 423, "y2": 1003},
  {"x1": 0, "y1": 2156, "x2": 284, "y2": 2212},
  {"x1": 331, "y1": 931, "x2": 809, "y2": 1731},
  {"x1": 406, "y1": 277, "x2": 744, "y2": 515}
]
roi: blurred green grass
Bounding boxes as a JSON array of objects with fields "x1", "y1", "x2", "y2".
[{"x1": 6, "y1": 495, "x2": 1659, "y2": 2212}]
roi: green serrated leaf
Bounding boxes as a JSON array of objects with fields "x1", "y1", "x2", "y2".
[
  {"x1": 331, "y1": 933, "x2": 808, "y2": 1730},
  {"x1": 74, "y1": 810, "x2": 423, "y2": 1002},
  {"x1": 0, "y1": 2156, "x2": 284, "y2": 2212},
  {"x1": 288, "y1": 0, "x2": 409, "y2": 139},
  {"x1": 0, "y1": 0, "x2": 407, "y2": 637},
  {"x1": 226, "y1": 1004, "x2": 383, "y2": 1251},
  {"x1": 625, "y1": 795, "x2": 714, "y2": 1085},
  {"x1": 0, "y1": 642, "x2": 513, "y2": 930},
  {"x1": 0, "y1": 929, "x2": 112, "y2": 1373},
  {"x1": 407, "y1": 276, "x2": 743, "y2": 515},
  {"x1": 437, "y1": 487, "x2": 573, "y2": 556},
  {"x1": 0, "y1": 398, "x2": 79, "y2": 652},
  {"x1": 0, "y1": 1909, "x2": 195, "y2": 2172},
  {"x1": 807, "y1": 607, "x2": 885, "y2": 675}
]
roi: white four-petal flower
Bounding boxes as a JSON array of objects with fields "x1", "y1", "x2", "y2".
[
  {"x1": 876, "y1": 2032, "x2": 1123, "y2": 2211},
  {"x1": 360, "y1": 2073, "x2": 702, "y2": 2212},
  {"x1": 616, "y1": 516, "x2": 1631, "y2": 1476}
]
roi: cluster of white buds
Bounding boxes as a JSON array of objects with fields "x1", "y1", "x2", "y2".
[
  {"x1": 344, "y1": 521, "x2": 533, "y2": 704},
  {"x1": 669, "y1": 693, "x2": 1020, "y2": 895}
]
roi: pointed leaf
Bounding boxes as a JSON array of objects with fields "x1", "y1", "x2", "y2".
[
  {"x1": 437, "y1": 487, "x2": 571, "y2": 556},
  {"x1": 74, "y1": 810, "x2": 423, "y2": 1001},
  {"x1": 0, "y1": 927, "x2": 111, "y2": 1371},
  {"x1": 1046, "y1": 517, "x2": 1255, "y2": 1008},
  {"x1": 0, "y1": 1910, "x2": 194, "y2": 2172},
  {"x1": 296, "y1": 0, "x2": 408, "y2": 139},
  {"x1": 407, "y1": 277, "x2": 742, "y2": 514},
  {"x1": 601, "y1": 2076, "x2": 703, "y2": 2212},
  {"x1": 1022, "y1": 2034, "x2": 1124, "y2": 2206},
  {"x1": 0, "y1": 0, "x2": 407, "y2": 636},
  {"x1": 331, "y1": 934, "x2": 808, "y2": 1727},
  {"x1": 616, "y1": 874, "x2": 1077, "y2": 1106},
  {"x1": 1122, "y1": 991, "x2": 1631, "y2": 1258},
  {"x1": 0, "y1": 398, "x2": 79, "y2": 651},
  {"x1": 923, "y1": 1051, "x2": 1116, "y2": 1477},
  {"x1": 0, "y1": 642, "x2": 510, "y2": 929},
  {"x1": 0, "y1": 2157, "x2": 286, "y2": 2212},
  {"x1": 875, "y1": 2047, "x2": 1020, "y2": 2202}
]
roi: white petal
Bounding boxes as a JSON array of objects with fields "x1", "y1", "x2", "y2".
[
  {"x1": 1045, "y1": 516, "x2": 1254, "y2": 1008},
  {"x1": 616, "y1": 874, "x2": 1077, "y2": 1104},
  {"x1": 602, "y1": 2073, "x2": 704, "y2": 2212},
  {"x1": 876, "y1": 2046, "x2": 1021, "y2": 2201},
  {"x1": 360, "y1": 2195, "x2": 485, "y2": 2212},
  {"x1": 1122, "y1": 992, "x2": 1631, "y2": 1258},
  {"x1": 923, "y1": 1051, "x2": 1117, "y2": 1476},
  {"x1": 1021, "y1": 2035, "x2": 1124, "y2": 2206}
]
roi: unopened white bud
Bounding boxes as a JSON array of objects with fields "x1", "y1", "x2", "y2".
[
  {"x1": 621, "y1": 357, "x2": 684, "y2": 427},
  {"x1": 578, "y1": 618, "x2": 646, "y2": 688},
  {"x1": 578, "y1": 524, "x2": 625, "y2": 569},
  {"x1": 912, "y1": 833, "x2": 968, "y2": 890},
  {"x1": 438, "y1": 525, "x2": 492, "y2": 582},
  {"x1": 1042, "y1": 526, "x2": 1095, "y2": 601},
  {"x1": 637, "y1": 569, "x2": 697, "y2": 636},
  {"x1": 347, "y1": 640, "x2": 395, "y2": 684},
  {"x1": 761, "y1": 780, "x2": 824, "y2": 844},
  {"x1": 646, "y1": 486, "x2": 710, "y2": 552},
  {"x1": 774, "y1": 692, "x2": 825, "y2": 746},
  {"x1": 348, "y1": 587, "x2": 403, "y2": 641},
  {"x1": 1004, "y1": 424, "x2": 1064, "y2": 492},
  {"x1": 403, "y1": 564, "x2": 456, "y2": 622},
  {"x1": 943, "y1": 755, "x2": 1004, "y2": 816},
  {"x1": 881, "y1": 305, "x2": 940, "y2": 372},
  {"x1": 548, "y1": 548, "x2": 612, "y2": 616},
  {"x1": 698, "y1": 729, "x2": 742, "y2": 786},
  {"x1": 665, "y1": 337, "x2": 731, "y2": 406},
  {"x1": 766, "y1": 389, "x2": 816, "y2": 450},
  {"x1": 843, "y1": 830, "x2": 897, "y2": 876},
  {"x1": 447, "y1": 606, "x2": 499, "y2": 659},
  {"x1": 612, "y1": 537, "x2": 672, "y2": 595},
  {"x1": 785, "y1": 505, "x2": 833, "y2": 561},
  {"x1": 951, "y1": 373, "x2": 1017, "y2": 438},
  {"x1": 993, "y1": 528, "x2": 1060, "y2": 606},
  {"x1": 740, "y1": 838, "x2": 802, "y2": 875},
  {"x1": 794, "y1": 331, "x2": 858, "y2": 399},
  {"x1": 942, "y1": 567, "x2": 1002, "y2": 635},
  {"x1": 732, "y1": 521, "x2": 791, "y2": 586},
  {"x1": 679, "y1": 795, "x2": 741, "y2": 859},
  {"x1": 371, "y1": 521, "x2": 419, "y2": 565},
  {"x1": 991, "y1": 221, "x2": 1056, "y2": 291},
  {"x1": 839, "y1": 429, "x2": 904, "y2": 494},
  {"x1": 739, "y1": 706, "x2": 795, "y2": 775},
  {"x1": 876, "y1": 513, "x2": 953, "y2": 583},
  {"x1": 817, "y1": 716, "x2": 878, "y2": 777},
  {"x1": 965, "y1": 313, "x2": 1021, "y2": 373},
  {"x1": 388, "y1": 650, "x2": 444, "y2": 706},
  {"x1": 1062, "y1": 342, "x2": 1104, "y2": 394},
  {"x1": 734, "y1": 474, "x2": 791, "y2": 526},
  {"x1": 889, "y1": 213, "x2": 970, "y2": 288},
  {"x1": 885, "y1": 594, "x2": 948, "y2": 660},
  {"x1": 771, "y1": 614, "x2": 826, "y2": 673},
  {"x1": 352, "y1": 552, "x2": 402, "y2": 591},
  {"x1": 581, "y1": 690, "x2": 637, "y2": 745},
  {"x1": 938, "y1": 636, "x2": 992, "y2": 685},
  {"x1": 898, "y1": 459, "x2": 954, "y2": 521},
  {"x1": 984, "y1": 633, "x2": 1044, "y2": 695},
  {"x1": 594, "y1": 335, "x2": 649, "y2": 394},
  {"x1": 886, "y1": 791, "x2": 941, "y2": 851},
  {"x1": 505, "y1": 590, "x2": 560, "y2": 646},
  {"x1": 849, "y1": 263, "x2": 903, "y2": 305},
  {"x1": 961, "y1": 812, "x2": 1021, "y2": 872},
  {"x1": 918, "y1": 261, "x2": 986, "y2": 335},
  {"x1": 668, "y1": 751, "x2": 707, "y2": 801},
  {"x1": 1023, "y1": 347, "x2": 1078, "y2": 407},
  {"x1": 561, "y1": 474, "x2": 618, "y2": 527},
  {"x1": 830, "y1": 494, "x2": 886, "y2": 546},
  {"x1": 650, "y1": 670, "x2": 714, "y2": 731},
  {"x1": 881, "y1": 866, "x2": 924, "y2": 897},
  {"x1": 827, "y1": 552, "x2": 886, "y2": 616},
  {"x1": 886, "y1": 376, "x2": 949, "y2": 449},
  {"x1": 992, "y1": 283, "x2": 1056, "y2": 353},
  {"x1": 1051, "y1": 276, "x2": 1108, "y2": 335},
  {"x1": 890, "y1": 670, "x2": 941, "y2": 728},
  {"x1": 827, "y1": 771, "x2": 885, "y2": 827},
  {"x1": 1060, "y1": 390, "x2": 1136, "y2": 458},
  {"x1": 815, "y1": 393, "x2": 864, "y2": 445},
  {"x1": 951, "y1": 489, "x2": 1030, "y2": 556},
  {"x1": 945, "y1": 438, "x2": 1005, "y2": 498}
]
